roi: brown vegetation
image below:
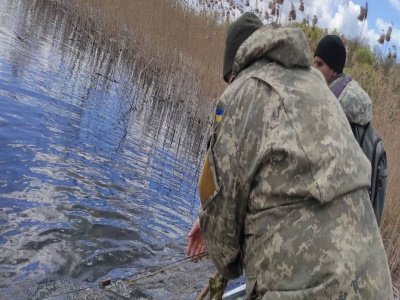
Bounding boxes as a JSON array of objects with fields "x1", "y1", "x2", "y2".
[
  {"x1": 59, "y1": 0, "x2": 227, "y2": 103},
  {"x1": 45, "y1": 0, "x2": 400, "y2": 294}
]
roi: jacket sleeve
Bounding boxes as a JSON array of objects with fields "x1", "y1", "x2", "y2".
[{"x1": 199, "y1": 78, "x2": 276, "y2": 279}]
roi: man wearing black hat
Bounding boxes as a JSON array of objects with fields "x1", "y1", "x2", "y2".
[
  {"x1": 314, "y1": 35, "x2": 347, "y2": 84},
  {"x1": 314, "y1": 35, "x2": 387, "y2": 225},
  {"x1": 314, "y1": 35, "x2": 372, "y2": 127},
  {"x1": 187, "y1": 14, "x2": 393, "y2": 299}
]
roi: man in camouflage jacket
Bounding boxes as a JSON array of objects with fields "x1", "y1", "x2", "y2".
[
  {"x1": 314, "y1": 35, "x2": 373, "y2": 128},
  {"x1": 197, "y1": 12, "x2": 393, "y2": 299},
  {"x1": 314, "y1": 35, "x2": 387, "y2": 225}
]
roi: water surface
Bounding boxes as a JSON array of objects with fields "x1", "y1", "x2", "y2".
[{"x1": 0, "y1": 1, "x2": 213, "y2": 298}]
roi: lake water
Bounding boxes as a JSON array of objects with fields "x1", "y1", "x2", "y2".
[{"x1": 0, "y1": 0, "x2": 215, "y2": 298}]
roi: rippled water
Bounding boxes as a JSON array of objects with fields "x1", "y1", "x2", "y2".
[{"x1": 0, "y1": 1, "x2": 214, "y2": 298}]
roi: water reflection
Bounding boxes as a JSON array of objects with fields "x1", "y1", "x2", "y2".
[{"x1": 0, "y1": 0, "x2": 213, "y2": 298}]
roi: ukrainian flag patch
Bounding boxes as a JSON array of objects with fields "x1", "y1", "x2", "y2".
[{"x1": 215, "y1": 107, "x2": 224, "y2": 122}]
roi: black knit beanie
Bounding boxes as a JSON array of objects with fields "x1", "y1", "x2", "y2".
[
  {"x1": 314, "y1": 35, "x2": 346, "y2": 74},
  {"x1": 223, "y1": 12, "x2": 263, "y2": 82}
]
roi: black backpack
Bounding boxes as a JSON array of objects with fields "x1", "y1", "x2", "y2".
[
  {"x1": 351, "y1": 123, "x2": 388, "y2": 225},
  {"x1": 331, "y1": 76, "x2": 388, "y2": 225}
]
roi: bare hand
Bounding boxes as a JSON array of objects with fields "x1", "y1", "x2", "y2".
[{"x1": 186, "y1": 218, "x2": 206, "y2": 262}]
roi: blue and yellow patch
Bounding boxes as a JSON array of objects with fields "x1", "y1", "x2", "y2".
[{"x1": 215, "y1": 106, "x2": 224, "y2": 122}]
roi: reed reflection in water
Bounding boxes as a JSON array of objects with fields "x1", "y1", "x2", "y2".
[{"x1": 0, "y1": 0, "x2": 214, "y2": 298}]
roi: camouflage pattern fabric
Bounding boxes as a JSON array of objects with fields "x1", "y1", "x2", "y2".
[
  {"x1": 209, "y1": 272, "x2": 228, "y2": 300},
  {"x1": 199, "y1": 26, "x2": 393, "y2": 299},
  {"x1": 329, "y1": 74, "x2": 373, "y2": 126}
]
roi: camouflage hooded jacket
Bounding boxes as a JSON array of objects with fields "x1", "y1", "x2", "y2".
[
  {"x1": 198, "y1": 26, "x2": 393, "y2": 299},
  {"x1": 329, "y1": 74, "x2": 372, "y2": 126}
]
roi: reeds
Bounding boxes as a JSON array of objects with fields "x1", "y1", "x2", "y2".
[
  {"x1": 377, "y1": 24, "x2": 394, "y2": 61},
  {"x1": 299, "y1": 0, "x2": 304, "y2": 12},
  {"x1": 378, "y1": 31, "x2": 386, "y2": 45},
  {"x1": 267, "y1": 0, "x2": 285, "y2": 24},
  {"x1": 288, "y1": 2, "x2": 296, "y2": 22},
  {"x1": 56, "y1": 0, "x2": 227, "y2": 107},
  {"x1": 386, "y1": 26, "x2": 393, "y2": 42},
  {"x1": 356, "y1": 1, "x2": 367, "y2": 51},
  {"x1": 311, "y1": 15, "x2": 318, "y2": 29},
  {"x1": 349, "y1": 60, "x2": 400, "y2": 297},
  {"x1": 357, "y1": 1, "x2": 368, "y2": 21}
]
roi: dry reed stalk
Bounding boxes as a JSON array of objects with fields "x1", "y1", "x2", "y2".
[
  {"x1": 378, "y1": 32, "x2": 385, "y2": 44},
  {"x1": 392, "y1": 46, "x2": 398, "y2": 60},
  {"x1": 312, "y1": 14, "x2": 318, "y2": 28},
  {"x1": 357, "y1": 1, "x2": 367, "y2": 22},
  {"x1": 288, "y1": 2, "x2": 296, "y2": 21},
  {"x1": 356, "y1": 1, "x2": 367, "y2": 50},
  {"x1": 386, "y1": 26, "x2": 393, "y2": 42},
  {"x1": 299, "y1": 0, "x2": 304, "y2": 12}
]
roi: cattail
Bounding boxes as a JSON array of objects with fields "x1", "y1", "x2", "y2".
[
  {"x1": 246, "y1": 0, "x2": 250, "y2": 6},
  {"x1": 276, "y1": 0, "x2": 284, "y2": 4},
  {"x1": 289, "y1": 2, "x2": 296, "y2": 21},
  {"x1": 357, "y1": 1, "x2": 368, "y2": 21},
  {"x1": 303, "y1": 17, "x2": 309, "y2": 26},
  {"x1": 388, "y1": 50, "x2": 392, "y2": 59},
  {"x1": 312, "y1": 15, "x2": 318, "y2": 27},
  {"x1": 299, "y1": 0, "x2": 304, "y2": 12},
  {"x1": 357, "y1": 7, "x2": 365, "y2": 21},
  {"x1": 378, "y1": 33, "x2": 385, "y2": 44},
  {"x1": 265, "y1": 11, "x2": 269, "y2": 20},
  {"x1": 385, "y1": 26, "x2": 392, "y2": 42},
  {"x1": 289, "y1": 2, "x2": 295, "y2": 13}
]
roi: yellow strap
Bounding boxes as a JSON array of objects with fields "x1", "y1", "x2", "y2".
[{"x1": 198, "y1": 153, "x2": 216, "y2": 207}]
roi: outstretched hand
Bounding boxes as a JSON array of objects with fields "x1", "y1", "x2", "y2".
[{"x1": 186, "y1": 218, "x2": 206, "y2": 262}]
